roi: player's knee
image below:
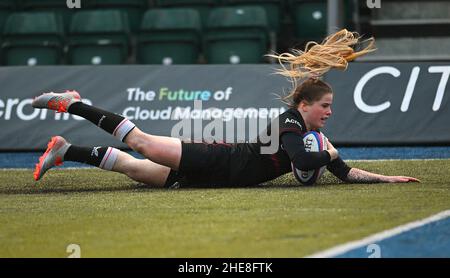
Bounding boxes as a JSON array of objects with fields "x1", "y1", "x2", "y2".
[
  {"x1": 128, "y1": 136, "x2": 162, "y2": 161},
  {"x1": 127, "y1": 138, "x2": 141, "y2": 154},
  {"x1": 124, "y1": 129, "x2": 146, "y2": 151},
  {"x1": 126, "y1": 134, "x2": 147, "y2": 154}
]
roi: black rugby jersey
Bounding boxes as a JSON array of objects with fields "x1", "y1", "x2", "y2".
[
  {"x1": 228, "y1": 108, "x2": 350, "y2": 186},
  {"x1": 228, "y1": 108, "x2": 310, "y2": 185}
]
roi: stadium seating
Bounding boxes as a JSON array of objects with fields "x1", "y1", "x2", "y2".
[
  {"x1": 1, "y1": 12, "x2": 65, "y2": 66},
  {"x1": 88, "y1": 0, "x2": 148, "y2": 33},
  {"x1": 363, "y1": 0, "x2": 450, "y2": 61},
  {"x1": 289, "y1": 0, "x2": 354, "y2": 42},
  {"x1": 0, "y1": 0, "x2": 15, "y2": 8},
  {"x1": 204, "y1": 6, "x2": 270, "y2": 64},
  {"x1": 0, "y1": 0, "x2": 444, "y2": 65},
  {"x1": 0, "y1": 0, "x2": 17, "y2": 62},
  {"x1": 289, "y1": 0, "x2": 327, "y2": 41},
  {"x1": 223, "y1": 0, "x2": 284, "y2": 33},
  {"x1": 362, "y1": 37, "x2": 450, "y2": 61},
  {"x1": 20, "y1": 0, "x2": 85, "y2": 8},
  {"x1": 19, "y1": 0, "x2": 86, "y2": 32},
  {"x1": 0, "y1": 0, "x2": 15, "y2": 37},
  {"x1": 137, "y1": 8, "x2": 201, "y2": 65},
  {"x1": 154, "y1": 0, "x2": 218, "y2": 28},
  {"x1": 67, "y1": 10, "x2": 130, "y2": 65}
]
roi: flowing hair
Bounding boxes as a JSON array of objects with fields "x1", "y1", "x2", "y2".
[{"x1": 268, "y1": 29, "x2": 376, "y2": 107}]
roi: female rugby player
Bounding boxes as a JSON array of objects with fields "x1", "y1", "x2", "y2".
[{"x1": 31, "y1": 29, "x2": 419, "y2": 187}]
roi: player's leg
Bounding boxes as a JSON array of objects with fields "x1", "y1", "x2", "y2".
[
  {"x1": 34, "y1": 136, "x2": 171, "y2": 187},
  {"x1": 32, "y1": 91, "x2": 135, "y2": 142},
  {"x1": 32, "y1": 91, "x2": 182, "y2": 170},
  {"x1": 123, "y1": 128, "x2": 182, "y2": 170},
  {"x1": 112, "y1": 151, "x2": 171, "y2": 187}
]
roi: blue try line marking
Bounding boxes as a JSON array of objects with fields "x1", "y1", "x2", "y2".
[
  {"x1": 308, "y1": 210, "x2": 450, "y2": 258},
  {"x1": 1, "y1": 146, "x2": 450, "y2": 168},
  {"x1": 338, "y1": 146, "x2": 450, "y2": 160}
]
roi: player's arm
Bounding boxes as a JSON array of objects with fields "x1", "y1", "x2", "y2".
[
  {"x1": 326, "y1": 140, "x2": 420, "y2": 183},
  {"x1": 281, "y1": 132, "x2": 337, "y2": 171},
  {"x1": 346, "y1": 168, "x2": 420, "y2": 183}
]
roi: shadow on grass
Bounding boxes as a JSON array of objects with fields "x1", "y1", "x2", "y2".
[
  {"x1": 0, "y1": 173, "x2": 344, "y2": 195},
  {"x1": 0, "y1": 185, "x2": 141, "y2": 195}
]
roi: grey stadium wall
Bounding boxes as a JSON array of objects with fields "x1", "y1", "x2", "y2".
[{"x1": 0, "y1": 62, "x2": 449, "y2": 150}]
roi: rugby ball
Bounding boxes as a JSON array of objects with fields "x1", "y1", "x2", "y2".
[{"x1": 292, "y1": 131, "x2": 328, "y2": 186}]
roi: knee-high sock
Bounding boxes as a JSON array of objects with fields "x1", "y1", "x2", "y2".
[
  {"x1": 64, "y1": 145, "x2": 120, "y2": 171},
  {"x1": 68, "y1": 102, "x2": 135, "y2": 142}
]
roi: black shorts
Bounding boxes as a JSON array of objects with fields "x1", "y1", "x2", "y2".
[{"x1": 163, "y1": 142, "x2": 233, "y2": 188}]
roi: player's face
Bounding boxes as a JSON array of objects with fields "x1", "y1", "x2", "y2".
[{"x1": 302, "y1": 93, "x2": 333, "y2": 130}]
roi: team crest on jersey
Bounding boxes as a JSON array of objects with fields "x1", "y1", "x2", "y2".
[{"x1": 284, "y1": 118, "x2": 302, "y2": 129}]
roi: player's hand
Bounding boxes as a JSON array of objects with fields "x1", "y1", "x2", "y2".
[
  {"x1": 326, "y1": 140, "x2": 339, "y2": 161},
  {"x1": 385, "y1": 176, "x2": 421, "y2": 183}
]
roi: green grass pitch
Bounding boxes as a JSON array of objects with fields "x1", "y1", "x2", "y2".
[{"x1": 1, "y1": 159, "x2": 449, "y2": 257}]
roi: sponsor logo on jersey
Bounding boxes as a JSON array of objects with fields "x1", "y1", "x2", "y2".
[{"x1": 284, "y1": 118, "x2": 302, "y2": 129}]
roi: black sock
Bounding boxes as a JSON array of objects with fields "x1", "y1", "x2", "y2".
[
  {"x1": 64, "y1": 145, "x2": 120, "y2": 170},
  {"x1": 68, "y1": 102, "x2": 135, "y2": 142}
]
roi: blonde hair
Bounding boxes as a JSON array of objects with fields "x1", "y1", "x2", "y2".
[{"x1": 268, "y1": 29, "x2": 376, "y2": 107}]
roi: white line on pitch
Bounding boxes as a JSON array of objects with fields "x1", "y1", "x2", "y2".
[{"x1": 306, "y1": 209, "x2": 450, "y2": 258}]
